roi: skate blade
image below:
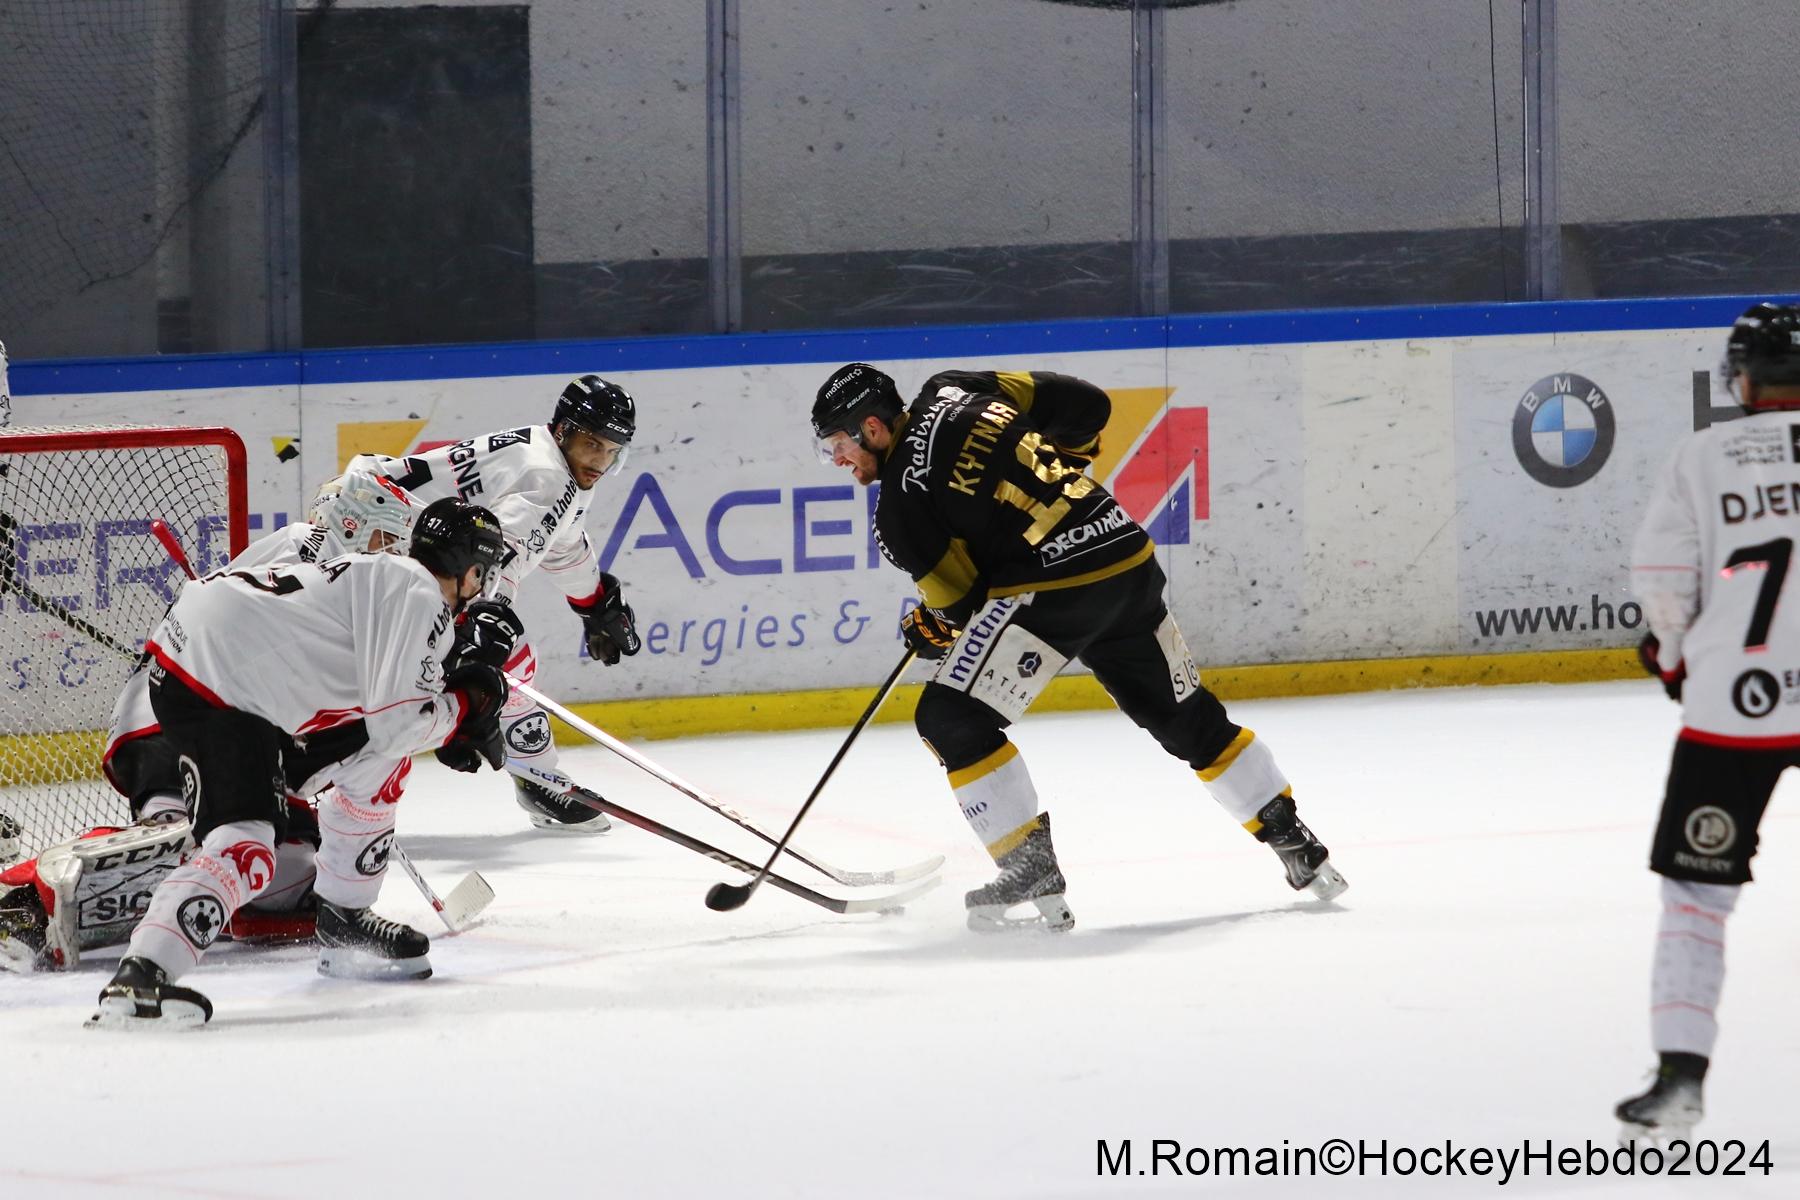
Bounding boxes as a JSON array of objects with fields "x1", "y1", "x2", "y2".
[
  {"x1": 316, "y1": 947, "x2": 433, "y2": 981},
  {"x1": 527, "y1": 813, "x2": 613, "y2": 835},
  {"x1": 1305, "y1": 859, "x2": 1348, "y2": 901},
  {"x1": 84, "y1": 994, "x2": 209, "y2": 1031},
  {"x1": 1617, "y1": 1119, "x2": 1697, "y2": 1148},
  {"x1": 966, "y1": 894, "x2": 1076, "y2": 933}
]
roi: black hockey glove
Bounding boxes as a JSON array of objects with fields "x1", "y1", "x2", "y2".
[
  {"x1": 453, "y1": 599, "x2": 524, "y2": 671},
  {"x1": 436, "y1": 660, "x2": 508, "y2": 773},
  {"x1": 900, "y1": 606, "x2": 958, "y2": 661},
  {"x1": 1637, "y1": 633, "x2": 1685, "y2": 702},
  {"x1": 572, "y1": 573, "x2": 641, "y2": 666}
]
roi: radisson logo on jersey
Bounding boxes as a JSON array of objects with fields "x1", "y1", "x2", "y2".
[{"x1": 1512, "y1": 373, "x2": 1616, "y2": 488}]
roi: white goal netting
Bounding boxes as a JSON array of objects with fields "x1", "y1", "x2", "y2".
[{"x1": 0, "y1": 425, "x2": 246, "y2": 862}]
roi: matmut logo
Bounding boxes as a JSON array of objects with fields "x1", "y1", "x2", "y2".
[{"x1": 1091, "y1": 388, "x2": 1209, "y2": 545}]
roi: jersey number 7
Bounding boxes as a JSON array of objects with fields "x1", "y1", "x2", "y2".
[{"x1": 1723, "y1": 537, "x2": 1793, "y2": 650}]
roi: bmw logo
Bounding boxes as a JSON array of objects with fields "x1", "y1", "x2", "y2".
[{"x1": 1512, "y1": 373, "x2": 1615, "y2": 488}]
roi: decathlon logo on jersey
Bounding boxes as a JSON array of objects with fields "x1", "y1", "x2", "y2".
[{"x1": 1512, "y1": 373, "x2": 1615, "y2": 488}]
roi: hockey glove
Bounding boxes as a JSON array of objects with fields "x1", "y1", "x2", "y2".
[
  {"x1": 571, "y1": 573, "x2": 641, "y2": 666},
  {"x1": 1638, "y1": 633, "x2": 1685, "y2": 702},
  {"x1": 437, "y1": 660, "x2": 508, "y2": 773},
  {"x1": 900, "y1": 606, "x2": 958, "y2": 661},
  {"x1": 453, "y1": 599, "x2": 524, "y2": 671}
]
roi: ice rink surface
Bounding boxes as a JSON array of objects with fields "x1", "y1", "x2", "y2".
[{"x1": 3, "y1": 678, "x2": 1796, "y2": 1198}]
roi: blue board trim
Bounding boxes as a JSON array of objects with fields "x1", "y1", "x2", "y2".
[{"x1": 10, "y1": 294, "x2": 1791, "y2": 396}]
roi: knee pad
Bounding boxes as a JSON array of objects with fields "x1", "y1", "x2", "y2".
[{"x1": 915, "y1": 684, "x2": 1008, "y2": 772}]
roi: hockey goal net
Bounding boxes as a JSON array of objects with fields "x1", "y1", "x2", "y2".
[{"x1": 0, "y1": 426, "x2": 248, "y2": 862}]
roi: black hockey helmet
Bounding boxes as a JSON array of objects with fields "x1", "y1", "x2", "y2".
[
  {"x1": 1723, "y1": 302, "x2": 1800, "y2": 408},
  {"x1": 410, "y1": 498, "x2": 506, "y2": 592},
  {"x1": 554, "y1": 375, "x2": 636, "y2": 446},
  {"x1": 812, "y1": 363, "x2": 902, "y2": 460}
]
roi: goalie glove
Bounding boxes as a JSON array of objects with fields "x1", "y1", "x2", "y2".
[
  {"x1": 900, "y1": 606, "x2": 958, "y2": 661},
  {"x1": 437, "y1": 660, "x2": 508, "y2": 773},
  {"x1": 570, "y1": 573, "x2": 641, "y2": 666},
  {"x1": 1638, "y1": 633, "x2": 1685, "y2": 702}
]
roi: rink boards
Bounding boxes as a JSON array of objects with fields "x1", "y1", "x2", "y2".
[{"x1": 5, "y1": 295, "x2": 1768, "y2": 734}]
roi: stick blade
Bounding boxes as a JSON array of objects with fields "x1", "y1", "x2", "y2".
[{"x1": 440, "y1": 872, "x2": 495, "y2": 931}]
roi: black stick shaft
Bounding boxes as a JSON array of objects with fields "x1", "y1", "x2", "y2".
[
  {"x1": 727, "y1": 648, "x2": 915, "y2": 905},
  {"x1": 561, "y1": 785, "x2": 856, "y2": 913}
]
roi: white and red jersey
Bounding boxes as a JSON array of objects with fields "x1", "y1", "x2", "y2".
[
  {"x1": 107, "y1": 522, "x2": 351, "y2": 763},
  {"x1": 350, "y1": 426, "x2": 603, "y2": 605},
  {"x1": 145, "y1": 554, "x2": 463, "y2": 760},
  {"x1": 1633, "y1": 408, "x2": 1800, "y2": 743}
]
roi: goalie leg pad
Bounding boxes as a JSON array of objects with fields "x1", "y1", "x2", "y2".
[{"x1": 8, "y1": 820, "x2": 195, "y2": 970}]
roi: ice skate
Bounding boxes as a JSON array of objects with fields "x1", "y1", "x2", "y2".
[
  {"x1": 965, "y1": 813, "x2": 1075, "y2": 932},
  {"x1": 1251, "y1": 795, "x2": 1347, "y2": 900},
  {"x1": 1616, "y1": 1053, "x2": 1705, "y2": 1144},
  {"x1": 86, "y1": 956, "x2": 212, "y2": 1029},
  {"x1": 513, "y1": 776, "x2": 612, "y2": 834},
  {"x1": 315, "y1": 899, "x2": 432, "y2": 980}
]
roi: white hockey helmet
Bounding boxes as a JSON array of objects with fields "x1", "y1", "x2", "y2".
[{"x1": 309, "y1": 466, "x2": 420, "y2": 557}]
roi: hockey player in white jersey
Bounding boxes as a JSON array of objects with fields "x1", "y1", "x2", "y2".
[
  {"x1": 1, "y1": 468, "x2": 422, "y2": 974},
  {"x1": 87, "y1": 499, "x2": 518, "y2": 1027},
  {"x1": 1616, "y1": 301, "x2": 1800, "y2": 1138},
  {"x1": 349, "y1": 374, "x2": 642, "y2": 834}
]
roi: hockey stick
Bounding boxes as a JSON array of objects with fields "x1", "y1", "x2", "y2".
[
  {"x1": 389, "y1": 841, "x2": 494, "y2": 934},
  {"x1": 503, "y1": 760, "x2": 936, "y2": 915},
  {"x1": 153, "y1": 520, "x2": 494, "y2": 929},
  {"x1": 506, "y1": 675, "x2": 942, "y2": 887},
  {"x1": 706, "y1": 650, "x2": 916, "y2": 913},
  {"x1": 0, "y1": 510, "x2": 143, "y2": 658}
]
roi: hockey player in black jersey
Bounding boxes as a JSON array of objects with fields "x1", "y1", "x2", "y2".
[{"x1": 810, "y1": 363, "x2": 1346, "y2": 930}]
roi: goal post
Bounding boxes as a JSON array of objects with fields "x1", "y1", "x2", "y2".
[{"x1": 0, "y1": 425, "x2": 248, "y2": 861}]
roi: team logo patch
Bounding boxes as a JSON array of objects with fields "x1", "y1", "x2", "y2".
[
  {"x1": 1512, "y1": 373, "x2": 1615, "y2": 488},
  {"x1": 218, "y1": 841, "x2": 275, "y2": 893},
  {"x1": 1684, "y1": 806, "x2": 1738, "y2": 856},
  {"x1": 177, "y1": 755, "x2": 202, "y2": 810},
  {"x1": 356, "y1": 832, "x2": 395, "y2": 877},
  {"x1": 506, "y1": 713, "x2": 552, "y2": 755},
  {"x1": 488, "y1": 429, "x2": 530, "y2": 452},
  {"x1": 177, "y1": 895, "x2": 226, "y2": 948},
  {"x1": 1017, "y1": 651, "x2": 1042, "y2": 678},
  {"x1": 1731, "y1": 668, "x2": 1781, "y2": 719}
]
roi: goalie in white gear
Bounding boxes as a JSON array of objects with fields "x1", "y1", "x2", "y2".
[
  {"x1": 1615, "y1": 301, "x2": 1800, "y2": 1140},
  {"x1": 0, "y1": 470, "x2": 422, "y2": 975},
  {"x1": 347, "y1": 374, "x2": 643, "y2": 835}
]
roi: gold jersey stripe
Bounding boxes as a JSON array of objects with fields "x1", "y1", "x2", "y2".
[
  {"x1": 947, "y1": 739, "x2": 1020, "y2": 789},
  {"x1": 994, "y1": 371, "x2": 1036, "y2": 412},
  {"x1": 1199, "y1": 727, "x2": 1257, "y2": 782},
  {"x1": 989, "y1": 540, "x2": 1155, "y2": 599},
  {"x1": 918, "y1": 537, "x2": 980, "y2": 611}
]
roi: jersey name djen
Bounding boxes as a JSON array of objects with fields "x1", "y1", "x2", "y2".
[
  {"x1": 350, "y1": 426, "x2": 600, "y2": 603},
  {"x1": 145, "y1": 554, "x2": 462, "y2": 760},
  {"x1": 873, "y1": 371, "x2": 1152, "y2": 625},
  {"x1": 1633, "y1": 409, "x2": 1800, "y2": 742}
]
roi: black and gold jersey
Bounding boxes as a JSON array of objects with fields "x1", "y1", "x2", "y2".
[{"x1": 873, "y1": 370, "x2": 1153, "y2": 625}]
